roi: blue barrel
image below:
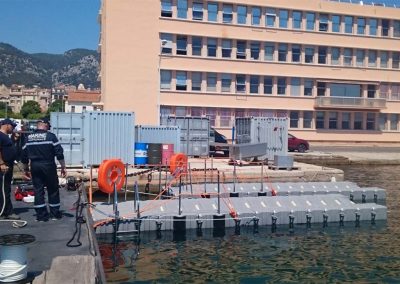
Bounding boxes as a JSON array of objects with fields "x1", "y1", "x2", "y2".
[{"x1": 134, "y1": 142, "x2": 148, "y2": 165}]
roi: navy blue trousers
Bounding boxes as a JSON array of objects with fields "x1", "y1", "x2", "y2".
[{"x1": 31, "y1": 161, "x2": 60, "y2": 219}]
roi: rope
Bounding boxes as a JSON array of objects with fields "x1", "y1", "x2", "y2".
[
  {"x1": 66, "y1": 186, "x2": 86, "y2": 247},
  {"x1": 0, "y1": 246, "x2": 28, "y2": 282}
]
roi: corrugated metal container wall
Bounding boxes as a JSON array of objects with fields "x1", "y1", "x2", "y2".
[
  {"x1": 235, "y1": 117, "x2": 288, "y2": 160},
  {"x1": 163, "y1": 116, "x2": 210, "y2": 157},
  {"x1": 135, "y1": 125, "x2": 180, "y2": 152},
  {"x1": 50, "y1": 112, "x2": 83, "y2": 166},
  {"x1": 82, "y1": 112, "x2": 135, "y2": 166}
]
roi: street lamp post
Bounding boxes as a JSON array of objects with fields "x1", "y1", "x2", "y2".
[{"x1": 158, "y1": 39, "x2": 168, "y2": 125}]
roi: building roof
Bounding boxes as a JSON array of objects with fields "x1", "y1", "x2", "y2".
[{"x1": 67, "y1": 91, "x2": 101, "y2": 103}]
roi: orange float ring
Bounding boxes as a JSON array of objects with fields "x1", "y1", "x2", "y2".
[
  {"x1": 98, "y1": 159, "x2": 126, "y2": 194},
  {"x1": 169, "y1": 153, "x2": 188, "y2": 174}
]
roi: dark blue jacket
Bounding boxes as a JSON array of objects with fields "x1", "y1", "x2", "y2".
[{"x1": 21, "y1": 129, "x2": 64, "y2": 164}]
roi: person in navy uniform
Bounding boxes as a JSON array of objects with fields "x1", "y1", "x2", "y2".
[
  {"x1": 21, "y1": 117, "x2": 67, "y2": 221},
  {"x1": 0, "y1": 118, "x2": 20, "y2": 220}
]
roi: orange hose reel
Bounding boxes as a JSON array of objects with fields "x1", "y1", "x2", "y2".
[
  {"x1": 98, "y1": 159, "x2": 126, "y2": 194},
  {"x1": 169, "y1": 153, "x2": 188, "y2": 174}
]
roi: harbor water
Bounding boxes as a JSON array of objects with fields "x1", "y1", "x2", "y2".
[{"x1": 98, "y1": 164, "x2": 400, "y2": 283}]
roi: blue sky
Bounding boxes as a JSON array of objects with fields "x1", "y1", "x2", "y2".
[{"x1": 0, "y1": 0, "x2": 100, "y2": 54}]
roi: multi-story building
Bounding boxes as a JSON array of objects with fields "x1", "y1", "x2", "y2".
[
  {"x1": 65, "y1": 90, "x2": 102, "y2": 113},
  {"x1": 99, "y1": 0, "x2": 400, "y2": 143}
]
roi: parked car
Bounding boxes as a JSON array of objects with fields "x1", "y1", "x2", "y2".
[
  {"x1": 288, "y1": 133, "x2": 309, "y2": 153},
  {"x1": 209, "y1": 129, "x2": 229, "y2": 156}
]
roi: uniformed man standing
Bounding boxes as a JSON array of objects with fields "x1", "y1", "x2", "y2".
[
  {"x1": 0, "y1": 118, "x2": 20, "y2": 220},
  {"x1": 21, "y1": 117, "x2": 67, "y2": 222}
]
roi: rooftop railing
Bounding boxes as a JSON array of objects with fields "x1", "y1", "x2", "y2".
[
  {"x1": 315, "y1": 96, "x2": 387, "y2": 109},
  {"x1": 324, "y1": 0, "x2": 399, "y2": 9}
]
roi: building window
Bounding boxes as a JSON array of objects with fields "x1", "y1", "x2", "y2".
[
  {"x1": 221, "y1": 74, "x2": 231, "y2": 92},
  {"x1": 379, "y1": 84, "x2": 390, "y2": 99},
  {"x1": 206, "y1": 73, "x2": 217, "y2": 91},
  {"x1": 369, "y1": 19, "x2": 377, "y2": 36},
  {"x1": 303, "y1": 111, "x2": 312, "y2": 128},
  {"x1": 394, "y1": 21, "x2": 400, "y2": 38},
  {"x1": 381, "y1": 19, "x2": 389, "y2": 37},
  {"x1": 379, "y1": 113, "x2": 387, "y2": 130},
  {"x1": 161, "y1": 0, "x2": 172, "y2": 17},
  {"x1": 250, "y1": 76, "x2": 259, "y2": 94},
  {"x1": 291, "y1": 78, "x2": 301, "y2": 96},
  {"x1": 264, "y1": 43, "x2": 275, "y2": 61},
  {"x1": 316, "y1": 111, "x2": 325, "y2": 129},
  {"x1": 366, "y1": 113, "x2": 375, "y2": 130},
  {"x1": 368, "y1": 50, "x2": 377, "y2": 67},
  {"x1": 191, "y1": 72, "x2": 202, "y2": 91},
  {"x1": 354, "y1": 112, "x2": 363, "y2": 130},
  {"x1": 342, "y1": 112, "x2": 350, "y2": 129},
  {"x1": 175, "y1": 106, "x2": 187, "y2": 116},
  {"x1": 236, "y1": 41, "x2": 246, "y2": 59},
  {"x1": 277, "y1": 77, "x2": 286, "y2": 95},
  {"x1": 191, "y1": 107, "x2": 203, "y2": 116},
  {"x1": 343, "y1": 48, "x2": 353, "y2": 66},
  {"x1": 318, "y1": 47, "x2": 327, "y2": 64},
  {"x1": 329, "y1": 112, "x2": 338, "y2": 129},
  {"x1": 207, "y1": 2, "x2": 218, "y2": 22},
  {"x1": 390, "y1": 114, "x2": 399, "y2": 131},
  {"x1": 305, "y1": 47, "x2": 314, "y2": 63},
  {"x1": 279, "y1": 9, "x2": 288, "y2": 28},
  {"x1": 176, "y1": 71, "x2": 187, "y2": 90},
  {"x1": 177, "y1": 0, "x2": 188, "y2": 19},
  {"x1": 237, "y1": 5, "x2": 247, "y2": 25},
  {"x1": 278, "y1": 43, "x2": 287, "y2": 62},
  {"x1": 192, "y1": 2, "x2": 203, "y2": 20},
  {"x1": 306, "y1": 12, "x2": 315, "y2": 31},
  {"x1": 290, "y1": 111, "x2": 299, "y2": 128},
  {"x1": 319, "y1": 14, "x2": 329, "y2": 32},
  {"x1": 264, "y1": 76, "x2": 273, "y2": 94},
  {"x1": 356, "y1": 49, "x2": 365, "y2": 67},
  {"x1": 291, "y1": 44, "x2": 301, "y2": 63},
  {"x1": 220, "y1": 108, "x2": 232, "y2": 127},
  {"x1": 160, "y1": 70, "x2": 172, "y2": 89},
  {"x1": 221, "y1": 39, "x2": 232, "y2": 58},
  {"x1": 250, "y1": 42, "x2": 260, "y2": 60},
  {"x1": 304, "y1": 80, "x2": 313, "y2": 96},
  {"x1": 392, "y1": 85, "x2": 400, "y2": 100},
  {"x1": 380, "y1": 51, "x2": 388, "y2": 68},
  {"x1": 252, "y1": 7, "x2": 261, "y2": 26},
  {"x1": 317, "y1": 82, "x2": 326, "y2": 96},
  {"x1": 265, "y1": 8, "x2": 276, "y2": 27},
  {"x1": 332, "y1": 15, "x2": 341, "y2": 32},
  {"x1": 192, "y1": 37, "x2": 202, "y2": 56},
  {"x1": 331, "y1": 83, "x2": 361, "y2": 97},
  {"x1": 345, "y1": 16, "x2": 353, "y2": 34},
  {"x1": 160, "y1": 33, "x2": 173, "y2": 54},
  {"x1": 205, "y1": 108, "x2": 216, "y2": 126},
  {"x1": 176, "y1": 35, "x2": 187, "y2": 55},
  {"x1": 236, "y1": 74, "x2": 246, "y2": 93},
  {"x1": 292, "y1": 11, "x2": 302, "y2": 29},
  {"x1": 367, "y1": 84, "x2": 376, "y2": 98},
  {"x1": 222, "y1": 4, "x2": 233, "y2": 23},
  {"x1": 393, "y1": 52, "x2": 400, "y2": 69},
  {"x1": 357, "y1": 18, "x2": 366, "y2": 35},
  {"x1": 331, "y1": 47, "x2": 340, "y2": 65},
  {"x1": 207, "y1": 38, "x2": 217, "y2": 57}
]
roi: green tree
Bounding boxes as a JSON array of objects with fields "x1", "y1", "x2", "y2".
[
  {"x1": 0, "y1": 102, "x2": 12, "y2": 117},
  {"x1": 47, "y1": 99, "x2": 65, "y2": 114},
  {"x1": 20, "y1": 100, "x2": 42, "y2": 118}
]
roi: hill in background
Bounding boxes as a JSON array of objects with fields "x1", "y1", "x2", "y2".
[{"x1": 0, "y1": 43, "x2": 99, "y2": 88}]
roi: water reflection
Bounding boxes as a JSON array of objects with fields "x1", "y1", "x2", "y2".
[{"x1": 98, "y1": 165, "x2": 400, "y2": 283}]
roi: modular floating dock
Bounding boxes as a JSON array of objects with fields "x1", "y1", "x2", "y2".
[{"x1": 92, "y1": 181, "x2": 387, "y2": 235}]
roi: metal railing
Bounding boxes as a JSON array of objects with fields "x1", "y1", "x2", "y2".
[
  {"x1": 315, "y1": 96, "x2": 387, "y2": 109},
  {"x1": 323, "y1": 0, "x2": 399, "y2": 9}
]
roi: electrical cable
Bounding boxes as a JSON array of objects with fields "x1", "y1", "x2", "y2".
[{"x1": 66, "y1": 187, "x2": 86, "y2": 247}]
